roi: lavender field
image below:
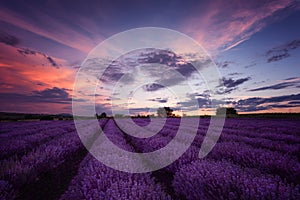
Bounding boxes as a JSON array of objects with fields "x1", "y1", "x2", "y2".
[{"x1": 1, "y1": 117, "x2": 300, "y2": 200}]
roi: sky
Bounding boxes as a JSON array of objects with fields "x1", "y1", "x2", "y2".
[{"x1": 0, "y1": 0, "x2": 299, "y2": 115}]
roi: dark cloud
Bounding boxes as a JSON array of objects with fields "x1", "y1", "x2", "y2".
[
  {"x1": 138, "y1": 49, "x2": 199, "y2": 78},
  {"x1": 284, "y1": 77, "x2": 299, "y2": 81},
  {"x1": 100, "y1": 61, "x2": 125, "y2": 83},
  {"x1": 244, "y1": 63, "x2": 256, "y2": 68},
  {"x1": 33, "y1": 87, "x2": 69, "y2": 99},
  {"x1": 142, "y1": 83, "x2": 164, "y2": 92},
  {"x1": 216, "y1": 61, "x2": 234, "y2": 68},
  {"x1": 222, "y1": 77, "x2": 251, "y2": 88},
  {"x1": 236, "y1": 93, "x2": 300, "y2": 112},
  {"x1": 267, "y1": 52, "x2": 290, "y2": 63},
  {"x1": 176, "y1": 63, "x2": 197, "y2": 77},
  {"x1": 288, "y1": 101, "x2": 300, "y2": 105},
  {"x1": 148, "y1": 98, "x2": 168, "y2": 103},
  {"x1": 177, "y1": 91, "x2": 223, "y2": 111},
  {"x1": 268, "y1": 104, "x2": 298, "y2": 108},
  {"x1": 186, "y1": 90, "x2": 211, "y2": 100},
  {"x1": 249, "y1": 78, "x2": 300, "y2": 91},
  {"x1": 17, "y1": 48, "x2": 37, "y2": 56},
  {"x1": 266, "y1": 39, "x2": 300, "y2": 63},
  {"x1": 215, "y1": 88, "x2": 235, "y2": 95},
  {"x1": 93, "y1": 49, "x2": 208, "y2": 91},
  {"x1": 176, "y1": 93, "x2": 300, "y2": 113},
  {"x1": 46, "y1": 56, "x2": 58, "y2": 67},
  {"x1": 228, "y1": 72, "x2": 243, "y2": 76},
  {"x1": 138, "y1": 49, "x2": 181, "y2": 66},
  {"x1": 0, "y1": 87, "x2": 78, "y2": 105},
  {"x1": 177, "y1": 97, "x2": 231, "y2": 111},
  {"x1": 249, "y1": 82, "x2": 298, "y2": 92},
  {"x1": 216, "y1": 77, "x2": 251, "y2": 94},
  {"x1": 239, "y1": 93, "x2": 300, "y2": 105},
  {"x1": 0, "y1": 31, "x2": 20, "y2": 46},
  {"x1": 17, "y1": 48, "x2": 59, "y2": 68}
]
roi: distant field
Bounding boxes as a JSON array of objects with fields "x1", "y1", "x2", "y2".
[{"x1": 0, "y1": 118, "x2": 299, "y2": 199}]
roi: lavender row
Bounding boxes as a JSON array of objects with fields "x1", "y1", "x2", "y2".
[
  {"x1": 61, "y1": 120, "x2": 171, "y2": 199},
  {"x1": 194, "y1": 118, "x2": 300, "y2": 145},
  {"x1": 0, "y1": 130, "x2": 82, "y2": 187},
  {"x1": 110, "y1": 119, "x2": 300, "y2": 198},
  {"x1": 60, "y1": 155, "x2": 171, "y2": 200},
  {"x1": 0, "y1": 119, "x2": 105, "y2": 161},
  {"x1": 221, "y1": 118, "x2": 300, "y2": 136},
  {"x1": 173, "y1": 159, "x2": 300, "y2": 200},
  {"x1": 207, "y1": 141, "x2": 300, "y2": 183},
  {"x1": 219, "y1": 134, "x2": 300, "y2": 157},
  {"x1": 187, "y1": 119, "x2": 300, "y2": 155},
  {"x1": 220, "y1": 119, "x2": 300, "y2": 143},
  {"x1": 117, "y1": 118, "x2": 300, "y2": 180},
  {"x1": 0, "y1": 120, "x2": 52, "y2": 134},
  {"x1": 0, "y1": 120, "x2": 107, "y2": 197},
  {"x1": 0, "y1": 122, "x2": 77, "y2": 160},
  {"x1": 0, "y1": 120, "x2": 73, "y2": 139}
]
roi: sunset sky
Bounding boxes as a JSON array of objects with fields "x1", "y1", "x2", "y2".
[{"x1": 0, "y1": 0, "x2": 299, "y2": 115}]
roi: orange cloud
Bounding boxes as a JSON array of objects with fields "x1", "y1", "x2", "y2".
[{"x1": 0, "y1": 43, "x2": 75, "y2": 94}]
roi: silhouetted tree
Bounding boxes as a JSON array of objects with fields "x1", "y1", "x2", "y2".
[
  {"x1": 100, "y1": 112, "x2": 107, "y2": 118},
  {"x1": 157, "y1": 107, "x2": 174, "y2": 117},
  {"x1": 96, "y1": 112, "x2": 107, "y2": 119},
  {"x1": 216, "y1": 107, "x2": 238, "y2": 116}
]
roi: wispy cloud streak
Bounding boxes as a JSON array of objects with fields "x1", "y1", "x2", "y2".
[{"x1": 182, "y1": 0, "x2": 298, "y2": 52}]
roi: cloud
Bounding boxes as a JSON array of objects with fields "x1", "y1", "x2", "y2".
[
  {"x1": 187, "y1": 90, "x2": 211, "y2": 99},
  {"x1": 176, "y1": 91, "x2": 230, "y2": 111},
  {"x1": 216, "y1": 61, "x2": 234, "y2": 68},
  {"x1": 266, "y1": 39, "x2": 300, "y2": 62},
  {"x1": 236, "y1": 93, "x2": 300, "y2": 112},
  {"x1": 222, "y1": 77, "x2": 251, "y2": 88},
  {"x1": 228, "y1": 72, "x2": 243, "y2": 76},
  {"x1": 0, "y1": 31, "x2": 20, "y2": 46},
  {"x1": 142, "y1": 83, "x2": 164, "y2": 92},
  {"x1": 238, "y1": 93, "x2": 300, "y2": 105},
  {"x1": 46, "y1": 56, "x2": 58, "y2": 67},
  {"x1": 32, "y1": 87, "x2": 69, "y2": 100},
  {"x1": 268, "y1": 104, "x2": 298, "y2": 108},
  {"x1": 0, "y1": 87, "x2": 75, "y2": 105},
  {"x1": 244, "y1": 63, "x2": 257, "y2": 68},
  {"x1": 176, "y1": 93, "x2": 300, "y2": 112},
  {"x1": 17, "y1": 47, "x2": 59, "y2": 68},
  {"x1": 288, "y1": 101, "x2": 300, "y2": 105},
  {"x1": 249, "y1": 82, "x2": 296, "y2": 91},
  {"x1": 182, "y1": 0, "x2": 298, "y2": 52},
  {"x1": 216, "y1": 77, "x2": 251, "y2": 94},
  {"x1": 0, "y1": 7, "x2": 98, "y2": 53},
  {"x1": 0, "y1": 43, "x2": 75, "y2": 98},
  {"x1": 148, "y1": 98, "x2": 168, "y2": 103},
  {"x1": 249, "y1": 77, "x2": 300, "y2": 91},
  {"x1": 138, "y1": 49, "x2": 198, "y2": 77},
  {"x1": 284, "y1": 77, "x2": 299, "y2": 81},
  {"x1": 96, "y1": 49, "x2": 204, "y2": 92}
]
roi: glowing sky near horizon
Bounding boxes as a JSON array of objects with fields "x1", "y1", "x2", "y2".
[{"x1": 0, "y1": 0, "x2": 299, "y2": 115}]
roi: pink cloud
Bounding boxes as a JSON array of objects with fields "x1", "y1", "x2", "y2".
[
  {"x1": 0, "y1": 43, "x2": 75, "y2": 94},
  {"x1": 0, "y1": 7, "x2": 102, "y2": 54},
  {"x1": 181, "y1": 0, "x2": 298, "y2": 53}
]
